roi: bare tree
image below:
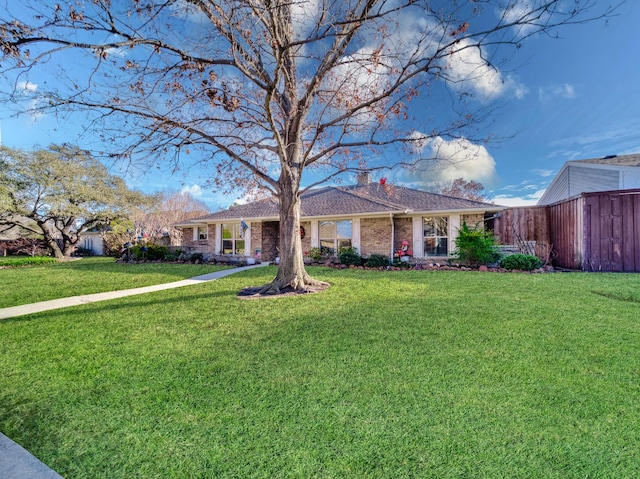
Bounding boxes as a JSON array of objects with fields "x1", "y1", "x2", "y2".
[
  {"x1": 435, "y1": 178, "x2": 488, "y2": 202},
  {"x1": 0, "y1": 1, "x2": 616, "y2": 291},
  {"x1": 133, "y1": 190, "x2": 212, "y2": 246}
]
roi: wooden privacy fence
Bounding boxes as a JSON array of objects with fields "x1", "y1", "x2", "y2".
[
  {"x1": 492, "y1": 189, "x2": 640, "y2": 272},
  {"x1": 491, "y1": 206, "x2": 554, "y2": 264}
]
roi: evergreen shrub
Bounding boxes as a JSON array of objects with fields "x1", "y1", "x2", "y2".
[{"x1": 500, "y1": 254, "x2": 542, "y2": 271}]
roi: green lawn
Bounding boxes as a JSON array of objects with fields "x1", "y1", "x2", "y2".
[
  {"x1": 1, "y1": 266, "x2": 639, "y2": 478},
  {"x1": 0, "y1": 256, "x2": 229, "y2": 308}
]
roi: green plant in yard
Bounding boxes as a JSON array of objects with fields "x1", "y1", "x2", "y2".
[
  {"x1": 130, "y1": 243, "x2": 169, "y2": 261},
  {"x1": 453, "y1": 222, "x2": 501, "y2": 267},
  {"x1": 365, "y1": 253, "x2": 390, "y2": 268},
  {"x1": 308, "y1": 246, "x2": 335, "y2": 262},
  {"x1": 338, "y1": 246, "x2": 362, "y2": 266},
  {"x1": 0, "y1": 256, "x2": 58, "y2": 267},
  {"x1": 190, "y1": 252, "x2": 205, "y2": 263},
  {"x1": 501, "y1": 253, "x2": 542, "y2": 271},
  {"x1": 308, "y1": 247, "x2": 323, "y2": 261}
]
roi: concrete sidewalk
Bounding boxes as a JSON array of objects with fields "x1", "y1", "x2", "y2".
[
  {"x1": 0, "y1": 434, "x2": 64, "y2": 479},
  {"x1": 0, "y1": 262, "x2": 269, "y2": 320},
  {"x1": 0, "y1": 262, "x2": 269, "y2": 478}
]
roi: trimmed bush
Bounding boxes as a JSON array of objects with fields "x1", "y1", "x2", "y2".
[
  {"x1": 190, "y1": 252, "x2": 204, "y2": 263},
  {"x1": 501, "y1": 254, "x2": 542, "y2": 271},
  {"x1": 338, "y1": 247, "x2": 362, "y2": 266},
  {"x1": 365, "y1": 254, "x2": 390, "y2": 268},
  {"x1": 453, "y1": 222, "x2": 501, "y2": 267},
  {"x1": 130, "y1": 244, "x2": 170, "y2": 261}
]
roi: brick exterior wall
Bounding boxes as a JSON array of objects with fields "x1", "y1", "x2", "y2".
[
  {"x1": 261, "y1": 221, "x2": 279, "y2": 261},
  {"x1": 461, "y1": 214, "x2": 485, "y2": 229},
  {"x1": 250, "y1": 222, "x2": 262, "y2": 257},
  {"x1": 393, "y1": 217, "x2": 413, "y2": 254},
  {"x1": 179, "y1": 226, "x2": 212, "y2": 253},
  {"x1": 360, "y1": 217, "x2": 393, "y2": 256},
  {"x1": 301, "y1": 221, "x2": 312, "y2": 254}
]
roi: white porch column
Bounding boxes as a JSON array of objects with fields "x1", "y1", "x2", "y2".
[
  {"x1": 449, "y1": 214, "x2": 461, "y2": 255},
  {"x1": 352, "y1": 218, "x2": 361, "y2": 253},
  {"x1": 311, "y1": 220, "x2": 319, "y2": 248},
  {"x1": 244, "y1": 223, "x2": 252, "y2": 256},
  {"x1": 412, "y1": 217, "x2": 424, "y2": 258},
  {"x1": 214, "y1": 224, "x2": 222, "y2": 254}
]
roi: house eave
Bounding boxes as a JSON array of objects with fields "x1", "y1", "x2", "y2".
[{"x1": 178, "y1": 206, "x2": 503, "y2": 225}]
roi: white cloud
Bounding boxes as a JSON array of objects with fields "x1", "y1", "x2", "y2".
[
  {"x1": 492, "y1": 188, "x2": 546, "y2": 206},
  {"x1": 497, "y1": 1, "x2": 549, "y2": 36},
  {"x1": 406, "y1": 135, "x2": 498, "y2": 186},
  {"x1": 531, "y1": 168, "x2": 556, "y2": 178},
  {"x1": 444, "y1": 39, "x2": 526, "y2": 101},
  {"x1": 17, "y1": 81, "x2": 38, "y2": 93},
  {"x1": 292, "y1": 0, "x2": 322, "y2": 39},
  {"x1": 181, "y1": 184, "x2": 203, "y2": 197},
  {"x1": 539, "y1": 83, "x2": 576, "y2": 102}
]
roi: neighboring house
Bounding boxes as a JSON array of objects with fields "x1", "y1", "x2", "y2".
[
  {"x1": 176, "y1": 173, "x2": 504, "y2": 262},
  {"x1": 78, "y1": 230, "x2": 105, "y2": 256},
  {"x1": 538, "y1": 153, "x2": 640, "y2": 205}
]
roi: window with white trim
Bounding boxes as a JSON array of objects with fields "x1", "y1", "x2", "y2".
[
  {"x1": 222, "y1": 223, "x2": 245, "y2": 255},
  {"x1": 319, "y1": 220, "x2": 352, "y2": 252},
  {"x1": 423, "y1": 216, "x2": 448, "y2": 256},
  {"x1": 197, "y1": 226, "x2": 208, "y2": 240}
]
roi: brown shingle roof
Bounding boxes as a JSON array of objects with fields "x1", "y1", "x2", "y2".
[
  {"x1": 572, "y1": 153, "x2": 640, "y2": 167},
  {"x1": 190, "y1": 183, "x2": 499, "y2": 222}
]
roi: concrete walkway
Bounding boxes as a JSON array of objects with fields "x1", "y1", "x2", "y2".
[
  {"x1": 0, "y1": 263, "x2": 269, "y2": 478},
  {"x1": 0, "y1": 263, "x2": 269, "y2": 320}
]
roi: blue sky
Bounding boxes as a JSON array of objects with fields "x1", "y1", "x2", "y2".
[{"x1": 1, "y1": 1, "x2": 639, "y2": 209}]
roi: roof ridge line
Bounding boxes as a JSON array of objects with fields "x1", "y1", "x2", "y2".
[{"x1": 338, "y1": 184, "x2": 410, "y2": 210}]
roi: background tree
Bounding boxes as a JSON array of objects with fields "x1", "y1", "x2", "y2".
[
  {"x1": 0, "y1": 1, "x2": 615, "y2": 291},
  {"x1": 132, "y1": 190, "x2": 212, "y2": 246},
  {"x1": 435, "y1": 178, "x2": 488, "y2": 202},
  {"x1": 0, "y1": 145, "x2": 152, "y2": 259}
]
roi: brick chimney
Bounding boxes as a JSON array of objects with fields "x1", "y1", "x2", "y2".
[{"x1": 356, "y1": 171, "x2": 370, "y2": 186}]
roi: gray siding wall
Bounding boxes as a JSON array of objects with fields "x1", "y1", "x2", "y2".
[
  {"x1": 539, "y1": 168, "x2": 570, "y2": 205},
  {"x1": 567, "y1": 166, "x2": 618, "y2": 198},
  {"x1": 539, "y1": 165, "x2": 620, "y2": 205}
]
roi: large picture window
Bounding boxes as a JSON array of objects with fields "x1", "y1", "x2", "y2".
[
  {"x1": 424, "y1": 216, "x2": 448, "y2": 256},
  {"x1": 222, "y1": 223, "x2": 245, "y2": 255},
  {"x1": 319, "y1": 220, "x2": 352, "y2": 252}
]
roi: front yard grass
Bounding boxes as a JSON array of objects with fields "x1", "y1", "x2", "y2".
[
  {"x1": 0, "y1": 256, "x2": 229, "y2": 308},
  {"x1": 1, "y1": 266, "x2": 639, "y2": 478}
]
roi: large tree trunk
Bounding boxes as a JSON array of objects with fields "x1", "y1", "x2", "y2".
[
  {"x1": 261, "y1": 173, "x2": 328, "y2": 294},
  {"x1": 37, "y1": 220, "x2": 66, "y2": 260}
]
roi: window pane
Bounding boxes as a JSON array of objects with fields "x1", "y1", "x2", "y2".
[
  {"x1": 222, "y1": 240, "x2": 233, "y2": 254},
  {"x1": 424, "y1": 237, "x2": 436, "y2": 256},
  {"x1": 435, "y1": 217, "x2": 448, "y2": 236},
  {"x1": 320, "y1": 239, "x2": 335, "y2": 252},
  {"x1": 424, "y1": 216, "x2": 448, "y2": 256},
  {"x1": 436, "y1": 237, "x2": 448, "y2": 255},
  {"x1": 319, "y1": 221, "x2": 336, "y2": 239},
  {"x1": 235, "y1": 240, "x2": 245, "y2": 255},
  {"x1": 336, "y1": 220, "x2": 352, "y2": 239},
  {"x1": 424, "y1": 218, "x2": 436, "y2": 236},
  {"x1": 222, "y1": 224, "x2": 232, "y2": 239},
  {"x1": 338, "y1": 239, "x2": 352, "y2": 249}
]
